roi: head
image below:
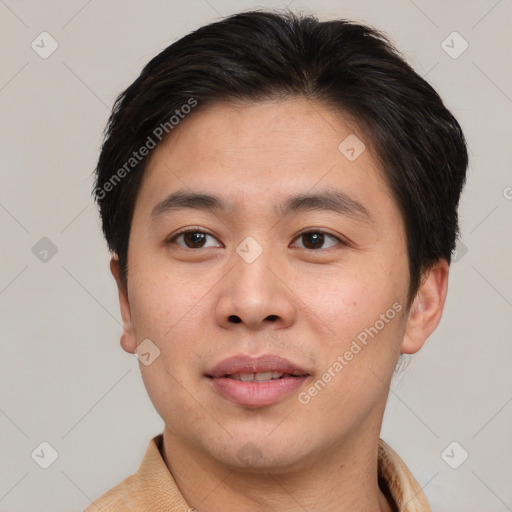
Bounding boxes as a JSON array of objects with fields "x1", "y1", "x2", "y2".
[{"x1": 93, "y1": 11, "x2": 467, "y2": 470}]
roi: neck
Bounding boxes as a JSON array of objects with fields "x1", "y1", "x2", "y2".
[{"x1": 161, "y1": 425, "x2": 394, "y2": 512}]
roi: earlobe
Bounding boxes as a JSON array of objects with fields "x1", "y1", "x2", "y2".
[
  {"x1": 401, "y1": 259, "x2": 449, "y2": 354},
  {"x1": 110, "y1": 256, "x2": 137, "y2": 354}
]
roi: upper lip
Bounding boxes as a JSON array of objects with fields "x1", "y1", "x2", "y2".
[{"x1": 206, "y1": 354, "x2": 310, "y2": 377}]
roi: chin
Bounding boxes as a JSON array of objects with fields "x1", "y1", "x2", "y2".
[{"x1": 197, "y1": 428, "x2": 316, "y2": 473}]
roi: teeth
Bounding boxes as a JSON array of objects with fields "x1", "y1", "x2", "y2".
[
  {"x1": 231, "y1": 372, "x2": 285, "y2": 381},
  {"x1": 255, "y1": 372, "x2": 273, "y2": 381}
]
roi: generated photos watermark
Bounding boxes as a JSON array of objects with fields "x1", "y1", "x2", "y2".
[
  {"x1": 298, "y1": 302, "x2": 403, "y2": 405},
  {"x1": 94, "y1": 98, "x2": 197, "y2": 200}
]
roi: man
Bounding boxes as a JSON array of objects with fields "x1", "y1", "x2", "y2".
[{"x1": 88, "y1": 10, "x2": 467, "y2": 512}]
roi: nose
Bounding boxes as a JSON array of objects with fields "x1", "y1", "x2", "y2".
[{"x1": 214, "y1": 247, "x2": 297, "y2": 331}]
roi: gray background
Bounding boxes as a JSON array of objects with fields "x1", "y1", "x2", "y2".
[{"x1": 0, "y1": 0, "x2": 511, "y2": 510}]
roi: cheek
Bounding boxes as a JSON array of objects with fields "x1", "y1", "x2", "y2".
[
  {"x1": 128, "y1": 267, "x2": 214, "y2": 403},
  {"x1": 296, "y1": 262, "x2": 405, "y2": 340},
  {"x1": 129, "y1": 271, "x2": 209, "y2": 424},
  {"x1": 293, "y1": 259, "x2": 408, "y2": 409},
  {"x1": 301, "y1": 291, "x2": 406, "y2": 426},
  {"x1": 130, "y1": 267, "x2": 210, "y2": 339}
]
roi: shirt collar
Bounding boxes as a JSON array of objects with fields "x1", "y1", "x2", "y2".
[{"x1": 86, "y1": 434, "x2": 431, "y2": 512}]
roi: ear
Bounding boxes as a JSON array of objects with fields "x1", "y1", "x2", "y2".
[
  {"x1": 110, "y1": 256, "x2": 137, "y2": 354},
  {"x1": 401, "y1": 259, "x2": 449, "y2": 354}
]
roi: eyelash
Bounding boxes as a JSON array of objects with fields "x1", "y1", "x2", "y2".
[{"x1": 166, "y1": 228, "x2": 346, "y2": 251}]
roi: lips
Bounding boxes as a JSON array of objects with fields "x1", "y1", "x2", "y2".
[
  {"x1": 206, "y1": 354, "x2": 310, "y2": 407},
  {"x1": 207, "y1": 354, "x2": 309, "y2": 377}
]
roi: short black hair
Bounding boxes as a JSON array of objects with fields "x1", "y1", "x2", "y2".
[{"x1": 93, "y1": 10, "x2": 468, "y2": 305}]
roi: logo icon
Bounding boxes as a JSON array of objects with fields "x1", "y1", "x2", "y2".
[
  {"x1": 236, "y1": 236, "x2": 263, "y2": 264},
  {"x1": 441, "y1": 32, "x2": 469, "y2": 59},
  {"x1": 31, "y1": 441, "x2": 59, "y2": 469},
  {"x1": 338, "y1": 134, "x2": 366, "y2": 161},
  {"x1": 31, "y1": 32, "x2": 59, "y2": 59},
  {"x1": 452, "y1": 240, "x2": 468, "y2": 263},
  {"x1": 32, "y1": 237, "x2": 58, "y2": 263},
  {"x1": 134, "y1": 338, "x2": 161, "y2": 366},
  {"x1": 441, "y1": 441, "x2": 469, "y2": 469},
  {"x1": 236, "y1": 442, "x2": 263, "y2": 467}
]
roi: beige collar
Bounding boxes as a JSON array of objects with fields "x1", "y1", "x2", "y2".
[{"x1": 86, "y1": 435, "x2": 431, "y2": 511}]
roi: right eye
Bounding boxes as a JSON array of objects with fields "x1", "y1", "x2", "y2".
[{"x1": 166, "y1": 229, "x2": 223, "y2": 249}]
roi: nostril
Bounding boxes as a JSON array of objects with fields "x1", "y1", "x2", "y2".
[
  {"x1": 266, "y1": 315, "x2": 278, "y2": 322},
  {"x1": 228, "y1": 315, "x2": 242, "y2": 323}
]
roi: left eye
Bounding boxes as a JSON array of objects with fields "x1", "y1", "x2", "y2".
[
  {"x1": 291, "y1": 231, "x2": 341, "y2": 250},
  {"x1": 169, "y1": 230, "x2": 222, "y2": 249}
]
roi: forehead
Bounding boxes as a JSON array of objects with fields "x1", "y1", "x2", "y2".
[
  {"x1": 152, "y1": 98, "x2": 371, "y2": 166},
  {"x1": 136, "y1": 98, "x2": 391, "y2": 218}
]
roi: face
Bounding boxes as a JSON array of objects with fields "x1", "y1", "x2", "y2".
[{"x1": 113, "y1": 98, "x2": 446, "y2": 471}]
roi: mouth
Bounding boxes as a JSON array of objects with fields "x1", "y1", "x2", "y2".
[
  {"x1": 206, "y1": 354, "x2": 310, "y2": 408},
  {"x1": 223, "y1": 371, "x2": 305, "y2": 381}
]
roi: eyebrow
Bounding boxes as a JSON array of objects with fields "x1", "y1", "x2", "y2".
[{"x1": 150, "y1": 189, "x2": 372, "y2": 223}]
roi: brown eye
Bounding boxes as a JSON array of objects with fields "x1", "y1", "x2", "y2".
[
  {"x1": 292, "y1": 231, "x2": 341, "y2": 250},
  {"x1": 169, "y1": 230, "x2": 222, "y2": 249},
  {"x1": 183, "y1": 231, "x2": 207, "y2": 248}
]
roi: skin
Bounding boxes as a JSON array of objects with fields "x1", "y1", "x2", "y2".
[{"x1": 110, "y1": 98, "x2": 449, "y2": 511}]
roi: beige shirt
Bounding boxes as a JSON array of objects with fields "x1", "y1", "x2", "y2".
[{"x1": 85, "y1": 435, "x2": 430, "y2": 511}]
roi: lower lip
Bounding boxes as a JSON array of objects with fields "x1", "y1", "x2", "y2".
[{"x1": 209, "y1": 376, "x2": 308, "y2": 407}]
